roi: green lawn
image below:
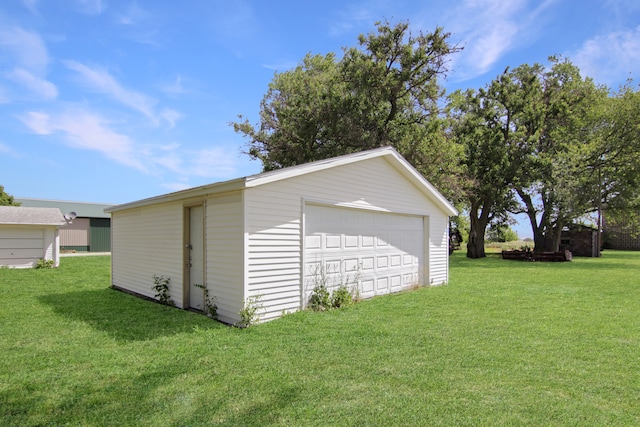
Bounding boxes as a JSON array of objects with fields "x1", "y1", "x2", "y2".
[{"x1": 1, "y1": 252, "x2": 639, "y2": 426}]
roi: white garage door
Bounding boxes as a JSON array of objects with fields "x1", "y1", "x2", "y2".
[
  {"x1": 304, "y1": 204, "x2": 425, "y2": 305},
  {"x1": 0, "y1": 227, "x2": 44, "y2": 268}
]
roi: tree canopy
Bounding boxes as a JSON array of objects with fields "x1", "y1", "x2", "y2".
[
  {"x1": 0, "y1": 185, "x2": 20, "y2": 206},
  {"x1": 232, "y1": 20, "x2": 463, "y2": 199},
  {"x1": 233, "y1": 19, "x2": 639, "y2": 257},
  {"x1": 450, "y1": 57, "x2": 640, "y2": 255},
  {"x1": 590, "y1": 84, "x2": 640, "y2": 234}
]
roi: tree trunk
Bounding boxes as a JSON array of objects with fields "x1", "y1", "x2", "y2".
[
  {"x1": 467, "y1": 198, "x2": 491, "y2": 259},
  {"x1": 466, "y1": 229, "x2": 486, "y2": 258},
  {"x1": 516, "y1": 188, "x2": 562, "y2": 253}
]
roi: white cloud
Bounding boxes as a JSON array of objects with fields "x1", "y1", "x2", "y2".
[
  {"x1": 160, "y1": 75, "x2": 186, "y2": 96},
  {"x1": 0, "y1": 85, "x2": 9, "y2": 103},
  {"x1": 445, "y1": 0, "x2": 556, "y2": 80},
  {"x1": 571, "y1": 25, "x2": 640, "y2": 86},
  {"x1": 261, "y1": 60, "x2": 299, "y2": 72},
  {"x1": 117, "y1": 2, "x2": 151, "y2": 26},
  {"x1": 160, "y1": 108, "x2": 184, "y2": 129},
  {"x1": 64, "y1": 60, "x2": 158, "y2": 121},
  {"x1": 20, "y1": 110, "x2": 147, "y2": 171},
  {"x1": 74, "y1": 0, "x2": 105, "y2": 15},
  {"x1": 189, "y1": 147, "x2": 238, "y2": 178},
  {"x1": 150, "y1": 145, "x2": 238, "y2": 180},
  {"x1": 162, "y1": 181, "x2": 192, "y2": 192},
  {"x1": 22, "y1": 0, "x2": 39, "y2": 14},
  {"x1": 19, "y1": 108, "x2": 238, "y2": 181},
  {"x1": 329, "y1": 4, "x2": 376, "y2": 37},
  {"x1": 6, "y1": 68, "x2": 58, "y2": 100},
  {"x1": 0, "y1": 26, "x2": 50, "y2": 73},
  {"x1": 445, "y1": 0, "x2": 524, "y2": 79},
  {"x1": 0, "y1": 141, "x2": 20, "y2": 157},
  {"x1": 20, "y1": 111, "x2": 51, "y2": 134},
  {"x1": 208, "y1": 0, "x2": 256, "y2": 41}
]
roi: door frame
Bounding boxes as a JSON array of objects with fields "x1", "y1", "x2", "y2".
[{"x1": 183, "y1": 202, "x2": 205, "y2": 309}]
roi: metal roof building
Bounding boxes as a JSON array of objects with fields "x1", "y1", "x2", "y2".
[{"x1": 16, "y1": 198, "x2": 113, "y2": 253}]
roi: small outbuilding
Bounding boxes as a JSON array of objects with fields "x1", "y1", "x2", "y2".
[
  {"x1": 0, "y1": 206, "x2": 66, "y2": 268},
  {"x1": 106, "y1": 147, "x2": 458, "y2": 324},
  {"x1": 560, "y1": 224, "x2": 601, "y2": 257}
]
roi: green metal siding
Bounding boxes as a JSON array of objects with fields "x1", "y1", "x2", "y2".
[{"x1": 90, "y1": 218, "x2": 111, "y2": 252}]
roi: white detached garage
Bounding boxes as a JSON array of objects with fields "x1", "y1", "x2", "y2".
[
  {"x1": 106, "y1": 147, "x2": 457, "y2": 324},
  {"x1": 0, "y1": 206, "x2": 66, "y2": 268}
]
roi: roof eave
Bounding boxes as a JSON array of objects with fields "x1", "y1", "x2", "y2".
[{"x1": 105, "y1": 177, "x2": 247, "y2": 213}]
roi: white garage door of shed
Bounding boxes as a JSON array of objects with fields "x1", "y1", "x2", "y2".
[
  {"x1": 0, "y1": 227, "x2": 44, "y2": 268},
  {"x1": 304, "y1": 204, "x2": 425, "y2": 305}
]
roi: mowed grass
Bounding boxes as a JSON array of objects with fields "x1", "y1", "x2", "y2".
[{"x1": 1, "y1": 252, "x2": 639, "y2": 426}]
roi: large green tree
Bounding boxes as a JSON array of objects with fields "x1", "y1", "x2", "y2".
[
  {"x1": 450, "y1": 58, "x2": 609, "y2": 255},
  {"x1": 506, "y1": 58, "x2": 608, "y2": 252},
  {"x1": 448, "y1": 70, "x2": 525, "y2": 258},
  {"x1": 0, "y1": 185, "x2": 20, "y2": 206},
  {"x1": 589, "y1": 83, "x2": 640, "y2": 236},
  {"x1": 232, "y1": 20, "x2": 463, "y2": 199}
]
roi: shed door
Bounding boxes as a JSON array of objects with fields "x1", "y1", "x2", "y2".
[
  {"x1": 304, "y1": 205, "x2": 425, "y2": 306},
  {"x1": 188, "y1": 206, "x2": 205, "y2": 310}
]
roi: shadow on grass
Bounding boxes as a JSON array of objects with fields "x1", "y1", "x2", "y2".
[{"x1": 38, "y1": 287, "x2": 222, "y2": 342}]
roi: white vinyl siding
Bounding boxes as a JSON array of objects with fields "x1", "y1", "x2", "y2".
[
  {"x1": 244, "y1": 188, "x2": 302, "y2": 321},
  {"x1": 204, "y1": 192, "x2": 244, "y2": 325},
  {"x1": 245, "y1": 156, "x2": 450, "y2": 320},
  {"x1": 111, "y1": 203, "x2": 184, "y2": 306},
  {"x1": 428, "y1": 214, "x2": 450, "y2": 285}
]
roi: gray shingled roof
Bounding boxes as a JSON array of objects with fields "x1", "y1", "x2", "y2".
[{"x1": 0, "y1": 206, "x2": 66, "y2": 226}]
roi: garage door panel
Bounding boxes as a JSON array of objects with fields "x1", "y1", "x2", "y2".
[
  {"x1": 0, "y1": 238, "x2": 43, "y2": 249},
  {"x1": 0, "y1": 248, "x2": 42, "y2": 258},
  {"x1": 391, "y1": 275, "x2": 402, "y2": 289},
  {"x1": 403, "y1": 273, "x2": 415, "y2": 285},
  {"x1": 304, "y1": 205, "x2": 425, "y2": 306},
  {"x1": 344, "y1": 258, "x2": 359, "y2": 272},
  {"x1": 362, "y1": 236, "x2": 374, "y2": 247},
  {"x1": 306, "y1": 235, "x2": 321, "y2": 249},
  {"x1": 325, "y1": 235, "x2": 341, "y2": 249},
  {"x1": 390, "y1": 255, "x2": 401, "y2": 267},
  {"x1": 345, "y1": 235, "x2": 358, "y2": 248}
]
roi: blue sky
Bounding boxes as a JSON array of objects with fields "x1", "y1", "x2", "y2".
[{"x1": 2, "y1": 1, "x2": 639, "y2": 238}]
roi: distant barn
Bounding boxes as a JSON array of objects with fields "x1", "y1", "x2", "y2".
[{"x1": 16, "y1": 199, "x2": 113, "y2": 253}]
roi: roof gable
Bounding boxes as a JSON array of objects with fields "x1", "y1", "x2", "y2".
[
  {"x1": 246, "y1": 147, "x2": 457, "y2": 216},
  {"x1": 107, "y1": 147, "x2": 457, "y2": 216}
]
